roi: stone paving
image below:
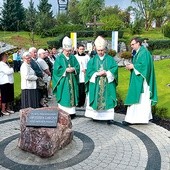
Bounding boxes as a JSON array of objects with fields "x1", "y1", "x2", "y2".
[{"x1": 0, "y1": 98, "x2": 169, "y2": 170}]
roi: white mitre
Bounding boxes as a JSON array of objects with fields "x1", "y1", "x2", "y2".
[
  {"x1": 62, "y1": 36, "x2": 72, "y2": 50},
  {"x1": 94, "y1": 36, "x2": 107, "y2": 50}
]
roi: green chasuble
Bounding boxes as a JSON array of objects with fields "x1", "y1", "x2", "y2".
[
  {"x1": 85, "y1": 54, "x2": 118, "y2": 110},
  {"x1": 52, "y1": 53, "x2": 80, "y2": 107},
  {"x1": 125, "y1": 46, "x2": 158, "y2": 106}
]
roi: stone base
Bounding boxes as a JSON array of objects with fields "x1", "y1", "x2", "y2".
[{"x1": 18, "y1": 107, "x2": 73, "y2": 158}]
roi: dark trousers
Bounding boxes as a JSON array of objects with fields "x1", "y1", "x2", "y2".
[
  {"x1": 78, "y1": 83, "x2": 86, "y2": 107},
  {"x1": 13, "y1": 60, "x2": 21, "y2": 72}
]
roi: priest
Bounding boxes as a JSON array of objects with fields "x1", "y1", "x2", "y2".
[
  {"x1": 85, "y1": 36, "x2": 118, "y2": 124},
  {"x1": 52, "y1": 36, "x2": 80, "y2": 119},
  {"x1": 123, "y1": 37, "x2": 158, "y2": 125}
]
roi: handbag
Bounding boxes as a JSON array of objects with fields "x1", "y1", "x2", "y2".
[{"x1": 37, "y1": 77, "x2": 46, "y2": 89}]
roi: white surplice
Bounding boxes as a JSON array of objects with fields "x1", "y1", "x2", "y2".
[{"x1": 125, "y1": 79, "x2": 152, "y2": 124}]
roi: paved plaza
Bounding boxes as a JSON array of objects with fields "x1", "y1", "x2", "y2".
[{"x1": 0, "y1": 98, "x2": 169, "y2": 170}]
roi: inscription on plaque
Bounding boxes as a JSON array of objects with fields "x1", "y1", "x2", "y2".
[{"x1": 26, "y1": 109, "x2": 58, "y2": 128}]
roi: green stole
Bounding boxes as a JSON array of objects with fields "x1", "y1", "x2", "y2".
[
  {"x1": 52, "y1": 53, "x2": 80, "y2": 107},
  {"x1": 85, "y1": 54, "x2": 118, "y2": 110}
]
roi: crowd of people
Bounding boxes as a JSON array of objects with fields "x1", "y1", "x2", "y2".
[{"x1": 0, "y1": 36, "x2": 158, "y2": 126}]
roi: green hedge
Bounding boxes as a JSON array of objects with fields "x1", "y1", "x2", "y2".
[
  {"x1": 45, "y1": 23, "x2": 124, "y2": 38},
  {"x1": 47, "y1": 24, "x2": 85, "y2": 37},
  {"x1": 77, "y1": 30, "x2": 124, "y2": 38},
  {"x1": 148, "y1": 40, "x2": 170, "y2": 50},
  {"x1": 47, "y1": 34, "x2": 65, "y2": 48}
]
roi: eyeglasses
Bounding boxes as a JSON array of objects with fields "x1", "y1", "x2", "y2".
[{"x1": 130, "y1": 42, "x2": 138, "y2": 46}]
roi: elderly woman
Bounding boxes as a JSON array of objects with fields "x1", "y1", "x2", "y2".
[
  {"x1": 20, "y1": 52, "x2": 39, "y2": 109},
  {"x1": 0, "y1": 52, "x2": 14, "y2": 116}
]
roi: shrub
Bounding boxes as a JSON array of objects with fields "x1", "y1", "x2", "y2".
[
  {"x1": 108, "y1": 49, "x2": 117, "y2": 57},
  {"x1": 148, "y1": 40, "x2": 170, "y2": 50},
  {"x1": 162, "y1": 22, "x2": 170, "y2": 38},
  {"x1": 154, "y1": 106, "x2": 168, "y2": 119},
  {"x1": 47, "y1": 34, "x2": 65, "y2": 49},
  {"x1": 119, "y1": 51, "x2": 132, "y2": 59},
  {"x1": 130, "y1": 19, "x2": 143, "y2": 35}
]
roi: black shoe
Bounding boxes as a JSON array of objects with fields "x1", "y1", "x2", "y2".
[
  {"x1": 70, "y1": 114, "x2": 76, "y2": 119},
  {"x1": 122, "y1": 121, "x2": 132, "y2": 126},
  {"x1": 107, "y1": 120, "x2": 115, "y2": 125}
]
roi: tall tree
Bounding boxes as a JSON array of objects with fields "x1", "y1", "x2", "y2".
[
  {"x1": 36, "y1": 0, "x2": 55, "y2": 36},
  {"x1": 78, "y1": 0, "x2": 104, "y2": 24},
  {"x1": 100, "y1": 6, "x2": 130, "y2": 27},
  {"x1": 131, "y1": 0, "x2": 154, "y2": 30},
  {"x1": 68, "y1": 0, "x2": 81, "y2": 24},
  {"x1": 100, "y1": 14, "x2": 124, "y2": 31},
  {"x1": 0, "y1": 0, "x2": 25, "y2": 31},
  {"x1": 152, "y1": 0, "x2": 168, "y2": 27},
  {"x1": 37, "y1": 0, "x2": 53, "y2": 17},
  {"x1": 25, "y1": 0, "x2": 37, "y2": 45},
  {"x1": 131, "y1": 0, "x2": 169, "y2": 30}
]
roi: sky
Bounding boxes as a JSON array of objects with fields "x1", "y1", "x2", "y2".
[{"x1": 0, "y1": 0, "x2": 133, "y2": 16}]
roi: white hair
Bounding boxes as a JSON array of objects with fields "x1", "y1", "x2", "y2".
[
  {"x1": 29, "y1": 47, "x2": 36, "y2": 53},
  {"x1": 37, "y1": 49, "x2": 45, "y2": 57},
  {"x1": 22, "y1": 51, "x2": 30, "y2": 59}
]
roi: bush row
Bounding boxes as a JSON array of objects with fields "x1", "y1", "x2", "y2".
[
  {"x1": 47, "y1": 34, "x2": 65, "y2": 49},
  {"x1": 148, "y1": 40, "x2": 170, "y2": 51},
  {"x1": 44, "y1": 24, "x2": 124, "y2": 38}
]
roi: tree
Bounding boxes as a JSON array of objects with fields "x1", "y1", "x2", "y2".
[
  {"x1": 56, "y1": 13, "x2": 69, "y2": 25},
  {"x1": 131, "y1": 0, "x2": 169, "y2": 30},
  {"x1": 100, "y1": 6, "x2": 130, "y2": 27},
  {"x1": 67, "y1": 0, "x2": 81, "y2": 24},
  {"x1": 100, "y1": 14, "x2": 124, "y2": 31},
  {"x1": 37, "y1": 0, "x2": 53, "y2": 18},
  {"x1": 0, "y1": 0, "x2": 25, "y2": 31},
  {"x1": 152, "y1": 0, "x2": 168, "y2": 27},
  {"x1": 25, "y1": 0, "x2": 37, "y2": 45},
  {"x1": 131, "y1": 0, "x2": 154, "y2": 30},
  {"x1": 36, "y1": 0, "x2": 55, "y2": 36},
  {"x1": 78, "y1": 0, "x2": 104, "y2": 24}
]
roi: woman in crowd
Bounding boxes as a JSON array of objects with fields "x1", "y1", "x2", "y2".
[
  {"x1": 0, "y1": 52, "x2": 14, "y2": 116},
  {"x1": 20, "y1": 52, "x2": 39, "y2": 109}
]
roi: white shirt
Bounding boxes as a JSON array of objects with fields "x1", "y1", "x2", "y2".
[
  {"x1": 0, "y1": 61, "x2": 14, "y2": 84},
  {"x1": 20, "y1": 62, "x2": 37, "y2": 89},
  {"x1": 75, "y1": 54, "x2": 90, "y2": 83}
]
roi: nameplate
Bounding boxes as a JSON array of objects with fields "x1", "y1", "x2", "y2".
[{"x1": 26, "y1": 109, "x2": 58, "y2": 128}]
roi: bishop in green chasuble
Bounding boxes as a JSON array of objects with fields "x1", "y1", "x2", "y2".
[
  {"x1": 123, "y1": 37, "x2": 158, "y2": 125},
  {"x1": 52, "y1": 36, "x2": 80, "y2": 115},
  {"x1": 85, "y1": 36, "x2": 118, "y2": 123}
]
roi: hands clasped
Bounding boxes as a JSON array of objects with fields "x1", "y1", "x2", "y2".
[
  {"x1": 66, "y1": 67, "x2": 75, "y2": 73},
  {"x1": 126, "y1": 64, "x2": 134, "y2": 70},
  {"x1": 97, "y1": 70, "x2": 107, "y2": 76}
]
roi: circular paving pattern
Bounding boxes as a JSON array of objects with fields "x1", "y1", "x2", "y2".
[
  {"x1": 0, "y1": 117, "x2": 163, "y2": 170},
  {"x1": 0, "y1": 131, "x2": 94, "y2": 170}
]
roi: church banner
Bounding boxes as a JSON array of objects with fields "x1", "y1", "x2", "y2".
[
  {"x1": 70, "y1": 32, "x2": 77, "y2": 50},
  {"x1": 112, "y1": 31, "x2": 118, "y2": 52}
]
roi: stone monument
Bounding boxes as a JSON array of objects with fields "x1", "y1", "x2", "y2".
[{"x1": 18, "y1": 106, "x2": 73, "y2": 158}]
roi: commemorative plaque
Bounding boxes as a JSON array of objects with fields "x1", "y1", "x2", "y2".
[{"x1": 26, "y1": 109, "x2": 58, "y2": 128}]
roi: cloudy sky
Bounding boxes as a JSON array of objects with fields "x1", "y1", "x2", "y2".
[{"x1": 0, "y1": 0, "x2": 133, "y2": 15}]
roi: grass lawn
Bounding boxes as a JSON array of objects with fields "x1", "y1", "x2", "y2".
[
  {"x1": 14, "y1": 72, "x2": 21, "y2": 98},
  {"x1": 117, "y1": 59, "x2": 170, "y2": 119},
  {"x1": 0, "y1": 31, "x2": 56, "y2": 49}
]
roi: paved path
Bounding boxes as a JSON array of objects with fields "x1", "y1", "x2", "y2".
[{"x1": 0, "y1": 98, "x2": 169, "y2": 170}]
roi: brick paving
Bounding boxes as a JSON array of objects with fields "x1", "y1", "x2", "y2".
[{"x1": 0, "y1": 97, "x2": 169, "y2": 170}]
